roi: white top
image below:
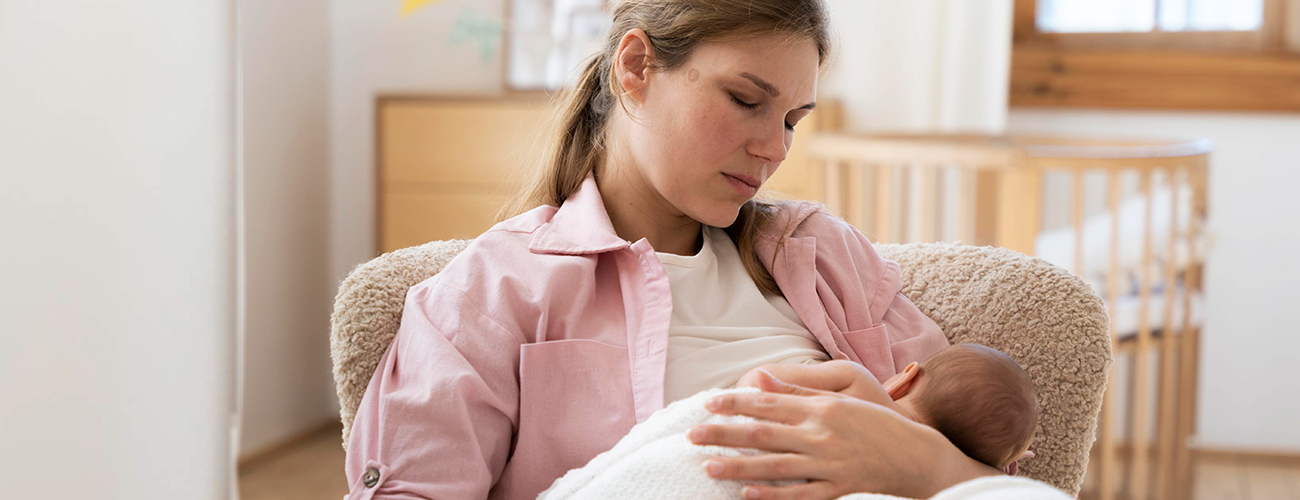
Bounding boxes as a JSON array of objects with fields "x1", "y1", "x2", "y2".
[{"x1": 656, "y1": 226, "x2": 830, "y2": 405}]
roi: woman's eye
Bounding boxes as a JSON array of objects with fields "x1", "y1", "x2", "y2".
[
  {"x1": 730, "y1": 94, "x2": 759, "y2": 110},
  {"x1": 730, "y1": 92, "x2": 795, "y2": 131}
]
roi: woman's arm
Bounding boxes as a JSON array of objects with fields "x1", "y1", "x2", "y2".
[
  {"x1": 688, "y1": 371, "x2": 1000, "y2": 500},
  {"x1": 344, "y1": 281, "x2": 521, "y2": 500}
]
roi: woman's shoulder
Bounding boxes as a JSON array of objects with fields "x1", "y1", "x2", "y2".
[
  {"x1": 410, "y1": 204, "x2": 593, "y2": 305},
  {"x1": 427, "y1": 204, "x2": 563, "y2": 283},
  {"x1": 758, "y1": 199, "x2": 862, "y2": 243},
  {"x1": 755, "y1": 199, "x2": 892, "y2": 279}
]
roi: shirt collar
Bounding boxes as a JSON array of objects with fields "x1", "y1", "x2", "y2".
[{"x1": 528, "y1": 173, "x2": 632, "y2": 255}]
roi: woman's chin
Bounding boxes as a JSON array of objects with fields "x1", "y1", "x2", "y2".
[{"x1": 687, "y1": 203, "x2": 744, "y2": 229}]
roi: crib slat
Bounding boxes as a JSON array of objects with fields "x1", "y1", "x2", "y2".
[
  {"x1": 1131, "y1": 170, "x2": 1156, "y2": 500},
  {"x1": 861, "y1": 163, "x2": 877, "y2": 238},
  {"x1": 1073, "y1": 169, "x2": 1085, "y2": 276},
  {"x1": 846, "y1": 161, "x2": 867, "y2": 230},
  {"x1": 897, "y1": 165, "x2": 911, "y2": 243},
  {"x1": 959, "y1": 168, "x2": 976, "y2": 244},
  {"x1": 1154, "y1": 169, "x2": 1182, "y2": 500},
  {"x1": 911, "y1": 165, "x2": 938, "y2": 243},
  {"x1": 875, "y1": 164, "x2": 894, "y2": 244},
  {"x1": 809, "y1": 156, "x2": 828, "y2": 203},
  {"x1": 1173, "y1": 161, "x2": 1208, "y2": 500},
  {"x1": 994, "y1": 166, "x2": 1042, "y2": 255},
  {"x1": 1099, "y1": 169, "x2": 1122, "y2": 500},
  {"x1": 824, "y1": 160, "x2": 844, "y2": 218}
]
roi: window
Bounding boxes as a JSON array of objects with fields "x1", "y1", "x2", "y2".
[
  {"x1": 1010, "y1": 0, "x2": 1300, "y2": 111},
  {"x1": 506, "y1": 0, "x2": 612, "y2": 91},
  {"x1": 1038, "y1": 0, "x2": 1265, "y2": 33}
]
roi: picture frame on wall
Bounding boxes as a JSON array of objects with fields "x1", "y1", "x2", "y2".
[{"x1": 506, "y1": 0, "x2": 612, "y2": 91}]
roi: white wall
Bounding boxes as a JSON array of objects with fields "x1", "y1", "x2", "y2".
[
  {"x1": 328, "y1": 0, "x2": 505, "y2": 282},
  {"x1": 822, "y1": 0, "x2": 1013, "y2": 133},
  {"x1": 238, "y1": 0, "x2": 338, "y2": 457},
  {"x1": 1008, "y1": 108, "x2": 1300, "y2": 452},
  {"x1": 0, "y1": 1, "x2": 237, "y2": 498}
]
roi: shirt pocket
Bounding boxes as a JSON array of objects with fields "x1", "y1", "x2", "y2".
[
  {"x1": 841, "y1": 323, "x2": 896, "y2": 383},
  {"x1": 508, "y1": 339, "x2": 637, "y2": 492}
]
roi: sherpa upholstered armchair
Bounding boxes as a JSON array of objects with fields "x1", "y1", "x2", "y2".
[{"x1": 330, "y1": 241, "x2": 1112, "y2": 497}]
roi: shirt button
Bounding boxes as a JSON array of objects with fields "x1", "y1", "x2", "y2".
[{"x1": 363, "y1": 467, "x2": 380, "y2": 488}]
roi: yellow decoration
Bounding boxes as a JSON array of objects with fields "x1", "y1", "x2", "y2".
[{"x1": 400, "y1": 0, "x2": 444, "y2": 17}]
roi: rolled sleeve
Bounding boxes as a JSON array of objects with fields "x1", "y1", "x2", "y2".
[{"x1": 345, "y1": 282, "x2": 523, "y2": 500}]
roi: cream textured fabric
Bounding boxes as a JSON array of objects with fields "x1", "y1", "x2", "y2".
[
  {"x1": 330, "y1": 240, "x2": 1111, "y2": 495},
  {"x1": 873, "y1": 243, "x2": 1111, "y2": 495},
  {"x1": 329, "y1": 238, "x2": 473, "y2": 452}
]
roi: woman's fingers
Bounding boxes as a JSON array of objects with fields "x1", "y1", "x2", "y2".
[
  {"x1": 698, "y1": 388, "x2": 990, "y2": 499},
  {"x1": 700, "y1": 453, "x2": 822, "y2": 482},
  {"x1": 688, "y1": 420, "x2": 814, "y2": 453},
  {"x1": 741, "y1": 481, "x2": 840, "y2": 500},
  {"x1": 704, "y1": 383, "x2": 840, "y2": 425},
  {"x1": 754, "y1": 369, "x2": 837, "y2": 397}
]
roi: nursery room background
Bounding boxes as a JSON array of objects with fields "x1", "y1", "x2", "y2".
[{"x1": 2, "y1": 0, "x2": 1298, "y2": 499}]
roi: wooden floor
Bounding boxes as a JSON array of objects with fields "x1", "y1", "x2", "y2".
[
  {"x1": 1073, "y1": 445, "x2": 1300, "y2": 500},
  {"x1": 239, "y1": 425, "x2": 1300, "y2": 500},
  {"x1": 239, "y1": 425, "x2": 349, "y2": 500},
  {"x1": 1184, "y1": 457, "x2": 1300, "y2": 500}
]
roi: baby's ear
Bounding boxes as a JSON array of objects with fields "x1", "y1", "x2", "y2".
[
  {"x1": 883, "y1": 362, "x2": 920, "y2": 400},
  {"x1": 1002, "y1": 450, "x2": 1034, "y2": 476}
]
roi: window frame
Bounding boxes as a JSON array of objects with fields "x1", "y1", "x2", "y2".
[{"x1": 1010, "y1": 0, "x2": 1300, "y2": 111}]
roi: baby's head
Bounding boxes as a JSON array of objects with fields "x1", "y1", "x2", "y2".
[{"x1": 887, "y1": 343, "x2": 1038, "y2": 470}]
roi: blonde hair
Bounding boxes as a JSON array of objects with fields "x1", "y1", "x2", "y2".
[{"x1": 501, "y1": 0, "x2": 831, "y2": 295}]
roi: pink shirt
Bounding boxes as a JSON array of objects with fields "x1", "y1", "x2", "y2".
[{"x1": 344, "y1": 175, "x2": 949, "y2": 500}]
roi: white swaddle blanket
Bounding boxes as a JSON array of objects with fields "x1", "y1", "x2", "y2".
[{"x1": 536, "y1": 388, "x2": 1072, "y2": 500}]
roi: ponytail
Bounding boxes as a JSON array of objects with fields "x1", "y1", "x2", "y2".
[{"x1": 498, "y1": 52, "x2": 614, "y2": 219}]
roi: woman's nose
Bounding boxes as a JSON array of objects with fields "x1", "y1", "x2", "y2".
[{"x1": 749, "y1": 122, "x2": 789, "y2": 164}]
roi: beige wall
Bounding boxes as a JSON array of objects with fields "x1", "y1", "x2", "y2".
[{"x1": 239, "y1": 0, "x2": 337, "y2": 457}]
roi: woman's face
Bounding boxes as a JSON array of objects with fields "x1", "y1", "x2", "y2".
[{"x1": 616, "y1": 33, "x2": 820, "y2": 228}]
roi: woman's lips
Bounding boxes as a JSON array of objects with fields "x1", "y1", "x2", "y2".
[{"x1": 722, "y1": 173, "x2": 760, "y2": 197}]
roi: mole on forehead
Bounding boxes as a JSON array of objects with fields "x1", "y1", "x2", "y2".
[{"x1": 687, "y1": 68, "x2": 700, "y2": 82}]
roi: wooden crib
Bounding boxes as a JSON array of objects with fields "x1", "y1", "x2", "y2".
[{"x1": 802, "y1": 130, "x2": 1211, "y2": 500}]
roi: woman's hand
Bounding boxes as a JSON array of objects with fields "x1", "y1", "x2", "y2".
[
  {"x1": 689, "y1": 370, "x2": 999, "y2": 500},
  {"x1": 734, "y1": 361, "x2": 884, "y2": 404}
]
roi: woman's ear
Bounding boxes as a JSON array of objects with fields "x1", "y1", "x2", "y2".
[
  {"x1": 613, "y1": 28, "x2": 654, "y2": 104},
  {"x1": 883, "y1": 362, "x2": 921, "y2": 400}
]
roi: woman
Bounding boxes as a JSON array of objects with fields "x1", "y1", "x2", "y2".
[{"x1": 345, "y1": 1, "x2": 1002, "y2": 499}]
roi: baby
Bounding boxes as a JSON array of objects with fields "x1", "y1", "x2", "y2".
[
  {"x1": 538, "y1": 343, "x2": 1040, "y2": 500},
  {"x1": 735, "y1": 343, "x2": 1039, "y2": 473}
]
